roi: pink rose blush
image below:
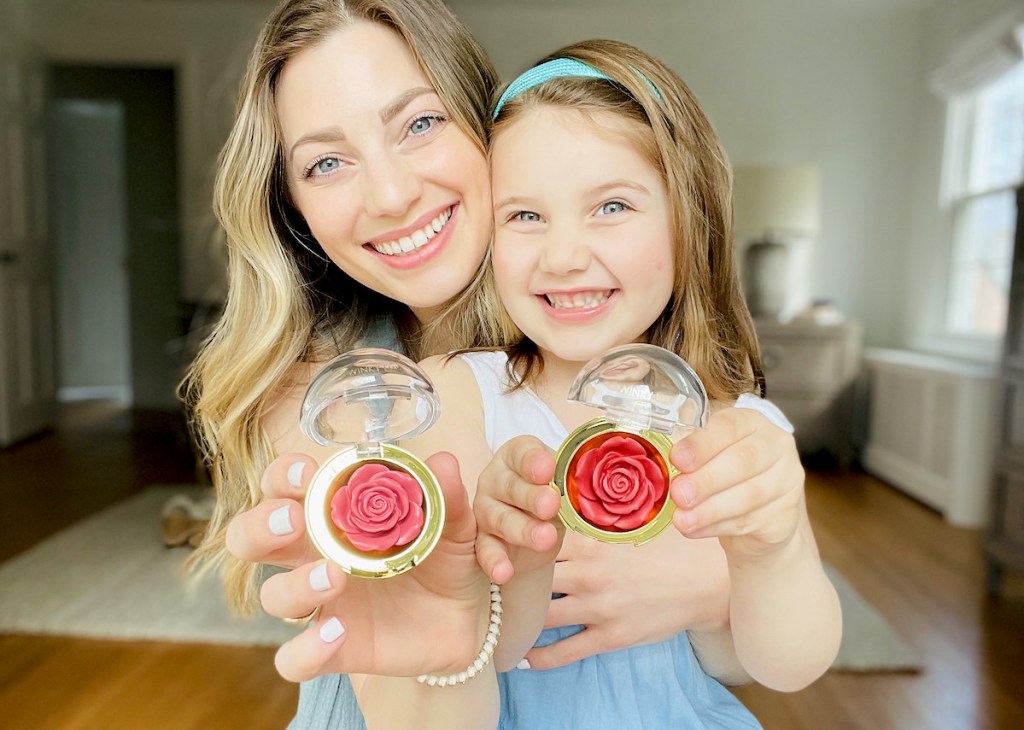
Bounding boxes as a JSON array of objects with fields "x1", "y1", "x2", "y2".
[{"x1": 330, "y1": 463, "x2": 425, "y2": 552}]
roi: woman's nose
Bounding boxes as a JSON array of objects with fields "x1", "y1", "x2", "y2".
[
  {"x1": 363, "y1": 154, "x2": 422, "y2": 218},
  {"x1": 539, "y1": 223, "x2": 591, "y2": 274}
]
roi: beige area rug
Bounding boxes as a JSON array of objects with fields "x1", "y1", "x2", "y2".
[{"x1": 0, "y1": 486, "x2": 922, "y2": 672}]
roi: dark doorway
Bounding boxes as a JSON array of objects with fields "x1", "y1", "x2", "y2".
[{"x1": 47, "y1": 65, "x2": 182, "y2": 410}]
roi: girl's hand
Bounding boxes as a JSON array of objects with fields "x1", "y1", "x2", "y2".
[
  {"x1": 261, "y1": 452, "x2": 493, "y2": 682},
  {"x1": 477, "y1": 436, "x2": 734, "y2": 672},
  {"x1": 472, "y1": 436, "x2": 563, "y2": 585},
  {"x1": 668, "y1": 403, "x2": 805, "y2": 559}
]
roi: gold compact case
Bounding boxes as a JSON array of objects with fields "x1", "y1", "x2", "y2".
[
  {"x1": 300, "y1": 348, "x2": 443, "y2": 579},
  {"x1": 552, "y1": 343, "x2": 709, "y2": 546}
]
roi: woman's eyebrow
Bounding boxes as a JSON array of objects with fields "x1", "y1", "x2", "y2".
[
  {"x1": 287, "y1": 88, "x2": 438, "y2": 164},
  {"x1": 379, "y1": 86, "x2": 437, "y2": 124},
  {"x1": 289, "y1": 126, "x2": 345, "y2": 163}
]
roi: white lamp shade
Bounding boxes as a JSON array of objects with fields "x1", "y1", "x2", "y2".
[{"x1": 733, "y1": 165, "x2": 821, "y2": 245}]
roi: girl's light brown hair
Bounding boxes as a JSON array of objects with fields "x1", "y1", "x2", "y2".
[
  {"x1": 489, "y1": 39, "x2": 764, "y2": 402},
  {"x1": 182, "y1": 0, "x2": 499, "y2": 613}
]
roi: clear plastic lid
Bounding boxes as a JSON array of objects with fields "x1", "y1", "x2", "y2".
[
  {"x1": 300, "y1": 348, "x2": 439, "y2": 447},
  {"x1": 568, "y1": 343, "x2": 708, "y2": 434}
]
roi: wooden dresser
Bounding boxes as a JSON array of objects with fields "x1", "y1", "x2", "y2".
[
  {"x1": 754, "y1": 319, "x2": 863, "y2": 464},
  {"x1": 987, "y1": 187, "x2": 1024, "y2": 592}
]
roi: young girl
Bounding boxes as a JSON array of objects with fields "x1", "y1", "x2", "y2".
[{"x1": 404, "y1": 39, "x2": 842, "y2": 727}]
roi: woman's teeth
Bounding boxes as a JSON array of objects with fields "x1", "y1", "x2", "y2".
[
  {"x1": 370, "y1": 207, "x2": 452, "y2": 256},
  {"x1": 545, "y1": 290, "x2": 612, "y2": 310}
]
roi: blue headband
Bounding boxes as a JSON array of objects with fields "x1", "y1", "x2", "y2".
[{"x1": 492, "y1": 57, "x2": 661, "y2": 120}]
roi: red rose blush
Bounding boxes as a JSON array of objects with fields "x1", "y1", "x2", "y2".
[{"x1": 568, "y1": 434, "x2": 668, "y2": 532}]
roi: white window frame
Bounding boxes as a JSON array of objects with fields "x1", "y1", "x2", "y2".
[
  {"x1": 914, "y1": 14, "x2": 1024, "y2": 363},
  {"x1": 940, "y1": 65, "x2": 1022, "y2": 335}
]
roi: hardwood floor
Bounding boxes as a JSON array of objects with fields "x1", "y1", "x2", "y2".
[{"x1": 1, "y1": 401, "x2": 1022, "y2": 729}]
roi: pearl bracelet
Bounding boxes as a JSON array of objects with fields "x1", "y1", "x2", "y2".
[{"x1": 416, "y1": 583, "x2": 502, "y2": 687}]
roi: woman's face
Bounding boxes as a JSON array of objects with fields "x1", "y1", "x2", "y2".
[{"x1": 276, "y1": 21, "x2": 491, "y2": 322}]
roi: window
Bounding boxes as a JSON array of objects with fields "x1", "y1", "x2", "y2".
[{"x1": 942, "y1": 62, "x2": 1024, "y2": 337}]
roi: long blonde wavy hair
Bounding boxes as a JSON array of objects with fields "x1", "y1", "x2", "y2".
[
  {"x1": 182, "y1": 0, "x2": 502, "y2": 613},
  {"x1": 488, "y1": 40, "x2": 764, "y2": 402}
]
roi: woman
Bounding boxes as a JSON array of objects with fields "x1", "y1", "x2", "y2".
[{"x1": 185, "y1": 0, "x2": 733, "y2": 727}]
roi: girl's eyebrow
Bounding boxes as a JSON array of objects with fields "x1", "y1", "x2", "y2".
[
  {"x1": 493, "y1": 180, "x2": 651, "y2": 210},
  {"x1": 589, "y1": 180, "x2": 651, "y2": 197},
  {"x1": 287, "y1": 86, "x2": 437, "y2": 163},
  {"x1": 493, "y1": 195, "x2": 536, "y2": 210}
]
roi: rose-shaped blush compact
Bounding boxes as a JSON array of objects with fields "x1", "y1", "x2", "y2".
[
  {"x1": 300, "y1": 349, "x2": 444, "y2": 578},
  {"x1": 552, "y1": 343, "x2": 709, "y2": 545}
]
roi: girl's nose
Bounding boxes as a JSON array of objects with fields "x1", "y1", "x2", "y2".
[
  {"x1": 363, "y1": 153, "x2": 423, "y2": 218},
  {"x1": 539, "y1": 223, "x2": 591, "y2": 274}
]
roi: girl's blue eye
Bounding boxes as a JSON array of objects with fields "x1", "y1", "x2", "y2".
[
  {"x1": 511, "y1": 211, "x2": 541, "y2": 222},
  {"x1": 597, "y1": 201, "x2": 629, "y2": 216},
  {"x1": 409, "y1": 114, "x2": 446, "y2": 137}
]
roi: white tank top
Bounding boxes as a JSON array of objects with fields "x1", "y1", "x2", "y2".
[{"x1": 457, "y1": 350, "x2": 568, "y2": 452}]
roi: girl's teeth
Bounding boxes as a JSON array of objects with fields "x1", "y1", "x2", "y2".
[
  {"x1": 547, "y1": 291, "x2": 611, "y2": 309},
  {"x1": 371, "y1": 207, "x2": 452, "y2": 256}
]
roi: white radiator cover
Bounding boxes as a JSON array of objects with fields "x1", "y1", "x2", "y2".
[{"x1": 863, "y1": 348, "x2": 998, "y2": 527}]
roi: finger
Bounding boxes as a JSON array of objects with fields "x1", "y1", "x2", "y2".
[
  {"x1": 485, "y1": 466, "x2": 562, "y2": 523},
  {"x1": 274, "y1": 615, "x2": 348, "y2": 683},
  {"x1": 261, "y1": 452, "x2": 320, "y2": 500},
  {"x1": 524, "y1": 627, "x2": 609, "y2": 670},
  {"x1": 260, "y1": 560, "x2": 347, "y2": 620},
  {"x1": 542, "y1": 595, "x2": 590, "y2": 630},
  {"x1": 426, "y1": 451, "x2": 475, "y2": 545},
  {"x1": 670, "y1": 408, "x2": 762, "y2": 474},
  {"x1": 225, "y1": 499, "x2": 309, "y2": 567},
  {"x1": 476, "y1": 532, "x2": 514, "y2": 584},
  {"x1": 477, "y1": 493, "x2": 558, "y2": 553},
  {"x1": 495, "y1": 435, "x2": 556, "y2": 486},
  {"x1": 672, "y1": 463, "x2": 799, "y2": 537},
  {"x1": 671, "y1": 425, "x2": 796, "y2": 509}
]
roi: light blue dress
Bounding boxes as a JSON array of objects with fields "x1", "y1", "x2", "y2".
[{"x1": 290, "y1": 349, "x2": 761, "y2": 729}]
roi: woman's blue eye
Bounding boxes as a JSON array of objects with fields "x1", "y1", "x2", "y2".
[
  {"x1": 305, "y1": 156, "x2": 342, "y2": 178},
  {"x1": 512, "y1": 211, "x2": 541, "y2": 222},
  {"x1": 597, "y1": 201, "x2": 629, "y2": 215},
  {"x1": 316, "y1": 158, "x2": 340, "y2": 174},
  {"x1": 409, "y1": 114, "x2": 446, "y2": 136}
]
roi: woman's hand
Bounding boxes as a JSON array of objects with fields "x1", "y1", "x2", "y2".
[
  {"x1": 224, "y1": 453, "x2": 323, "y2": 570},
  {"x1": 255, "y1": 452, "x2": 492, "y2": 683},
  {"x1": 268, "y1": 452, "x2": 492, "y2": 681},
  {"x1": 668, "y1": 404, "x2": 805, "y2": 559}
]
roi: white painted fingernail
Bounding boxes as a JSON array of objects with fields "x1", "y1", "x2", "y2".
[
  {"x1": 287, "y1": 461, "x2": 305, "y2": 488},
  {"x1": 269, "y1": 505, "x2": 293, "y2": 536},
  {"x1": 517, "y1": 659, "x2": 531, "y2": 670},
  {"x1": 309, "y1": 563, "x2": 331, "y2": 592},
  {"x1": 319, "y1": 617, "x2": 345, "y2": 643}
]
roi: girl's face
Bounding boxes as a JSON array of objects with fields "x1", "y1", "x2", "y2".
[
  {"x1": 491, "y1": 106, "x2": 676, "y2": 366},
  {"x1": 276, "y1": 21, "x2": 491, "y2": 322}
]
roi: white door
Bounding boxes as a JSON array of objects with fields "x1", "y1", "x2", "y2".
[{"x1": 0, "y1": 32, "x2": 57, "y2": 446}]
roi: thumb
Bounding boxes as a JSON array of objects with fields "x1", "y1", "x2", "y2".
[{"x1": 424, "y1": 451, "x2": 475, "y2": 543}]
